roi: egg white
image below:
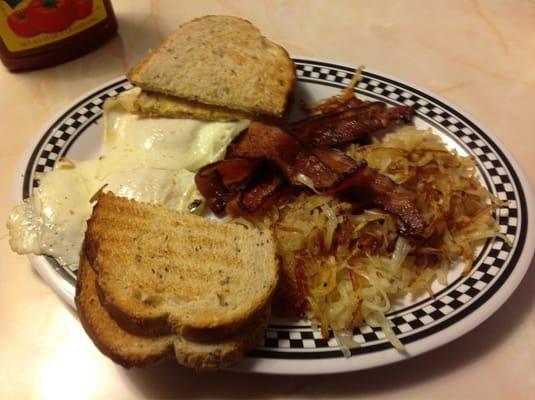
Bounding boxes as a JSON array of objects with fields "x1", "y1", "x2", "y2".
[{"x1": 8, "y1": 89, "x2": 250, "y2": 270}]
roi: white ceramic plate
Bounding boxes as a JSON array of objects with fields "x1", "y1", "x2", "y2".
[{"x1": 14, "y1": 57, "x2": 534, "y2": 374}]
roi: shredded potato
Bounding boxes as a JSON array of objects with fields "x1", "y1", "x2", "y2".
[
  {"x1": 246, "y1": 126, "x2": 503, "y2": 353},
  {"x1": 307, "y1": 67, "x2": 363, "y2": 114}
]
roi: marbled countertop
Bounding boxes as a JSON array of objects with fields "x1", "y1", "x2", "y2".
[{"x1": 1, "y1": 1, "x2": 534, "y2": 399}]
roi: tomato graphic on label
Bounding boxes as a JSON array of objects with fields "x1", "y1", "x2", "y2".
[
  {"x1": 26, "y1": 0, "x2": 76, "y2": 33},
  {"x1": 7, "y1": 8, "x2": 38, "y2": 37},
  {"x1": 4, "y1": 0, "x2": 95, "y2": 38}
]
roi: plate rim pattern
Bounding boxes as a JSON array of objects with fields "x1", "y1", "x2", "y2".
[{"x1": 17, "y1": 57, "x2": 533, "y2": 373}]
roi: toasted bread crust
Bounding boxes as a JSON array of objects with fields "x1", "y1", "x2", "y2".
[
  {"x1": 172, "y1": 306, "x2": 269, "y2": 371},
  {"x1": 75, "y1": 253, "x2": 175, "y2": 368},
  {"x1": 127, "y1": 15, "x2": 296, "y2": 117},
  {"x1": 84, "y1": 192, "x2": 278, "y2": 340},
  {"x1": 76, "y1": 252, "x2": 270, "y2": 370}
]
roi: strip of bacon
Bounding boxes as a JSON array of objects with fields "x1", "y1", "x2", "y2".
[
  {"x1": 212, "y1": 158, "x2": 260, "y2": 189},
  {"x1": 293, "y1": 96, "x2": 369, "y2": 130},
  {"x1": 330, "y1": 166, "x2": 424, "y2": 236},
  {"x1": 196, "y1": 121, "x2": 424, "y2": 236},
  {"x1": 195, "y1": 159, "x2": 260, "y2": 213},
  {"x1": 292, "y1": 101, "x2": 413, "y2": 147},
  {"x1": 239, "y1": 173, "x2": 282, "y2": 211},
  {"x1": 304, "y1": 141, "x2": 423, "y2": 235},
  {"x1": 228, "y1": 122, "x2": 343, "y2": 190},
  {"x1": 308, "y1": 146, "x2": 365, "y2": 175}
]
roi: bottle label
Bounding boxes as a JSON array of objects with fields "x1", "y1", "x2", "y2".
[{"x1": 0, "y1": 0, "x2": 107, "y2": 52}]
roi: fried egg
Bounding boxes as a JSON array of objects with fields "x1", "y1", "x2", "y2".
[
  {"x1": 98, "y1": 90, "x2": 249, "y2": 178},
  {"x1": 7, "y1": 89, "x2": 249, "y2": 270}
]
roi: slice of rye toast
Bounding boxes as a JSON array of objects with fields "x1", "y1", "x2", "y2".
[
  {"x1": 126, "y1": 15, "x2": 296, "y2": 118},
  {"x1": 83, "y1": 192, "x2": 278, "y2": 340},
  {"x1": 75, "y1": 252, "x2": 270, "y2": 370}
]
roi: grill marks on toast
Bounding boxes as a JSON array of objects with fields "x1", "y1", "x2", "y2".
[
  {"x1": 84, "y1": 192, "x2": 278, "y2": 340},
  {"x1": 75, "y1": 253, "x2": 270, "y2": 370},
  {"x1": 76, "y1": 254, "x2": 176, "y2": 367}
]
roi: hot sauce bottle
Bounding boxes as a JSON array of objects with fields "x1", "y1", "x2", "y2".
[{"x1": 0, "y1": 0, "x2": 117, "y2": 71}]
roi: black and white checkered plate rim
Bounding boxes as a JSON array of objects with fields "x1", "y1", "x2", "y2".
[{"x1": 19, "y1": 57, "x2": 533, "y2": 374}]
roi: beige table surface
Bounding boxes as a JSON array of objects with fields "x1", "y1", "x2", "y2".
[{"x1": 1, "y1": 1, "x2": 534, "y2": 399}]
